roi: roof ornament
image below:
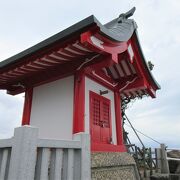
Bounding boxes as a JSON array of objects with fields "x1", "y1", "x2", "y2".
[
  {"x1": 147, "y1": 61, "x2": 154, "y2": 71},
  {"x1": 118, "y1": 7, "x2": 136, "y2": 23},
  {"x1": 12, "y1": 82, "x2": 25, "y2": 89}
]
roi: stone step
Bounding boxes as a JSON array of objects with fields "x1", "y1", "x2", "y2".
[
  {"x1": 139, "y1": 169, "x2": 154, "y2": 178},
  {"x1": 149, "y1": 173, "x2": 169, "y2": 180},
  {"x1": 91, "y1": 152, "x2": 140, "y2": 180}
]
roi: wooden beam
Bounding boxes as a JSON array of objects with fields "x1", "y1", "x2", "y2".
[
  {"x1": 6, "y1": 57, "x2": 87, "y2": 95},
  {"x1": 85, "y1": 55, "x2": 114, "y2": 71},
  {"x1": 117, "y1": 77, "x2": 146, "y2": 92},
  {"x1": 85, "y1": 71, "x2": 115, "y2": 91}
]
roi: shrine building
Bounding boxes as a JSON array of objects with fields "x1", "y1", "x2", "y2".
[{"x1": 0, "y1": 8, "x2": 160, "y2": 152}]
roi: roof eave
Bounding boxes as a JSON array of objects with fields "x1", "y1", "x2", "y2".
[
  {"x1": 133, "y1": 30, "x2": 161, "y2": 90},
  {"x1": 0, "y1": 15, "x2": 99, "y2": 69}
]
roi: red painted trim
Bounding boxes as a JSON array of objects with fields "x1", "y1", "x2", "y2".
[
  {"x1": 119, "y1": 62, "x2": 127, "y2": 76},
  {"x1": 83, "y1": 54, "x2": 118, "y2": 91},
  {"x1": 8, "y1": 53, "x2": 113, "y2": 95},
  {"x1": 128, "y1": 37, "x2": 157, "y2": 97},
  {"x1": 91, "y1": 143, "x2": 126, "y2": 152},
  {"x1": 80, "y1": 31, "x2": 128, "y2": 63},
  {"x1": 0, "y1": 36, "x2": 80, "y2": 74},
  {"x1": 85, "y1": 73, "x2": 115, "y2": 91},
  {"x1": 73, "y1": 71, "x2": 85, "y2": 133},
  {"x1": 114, "y1": 91, "x2": 124, "y2": 146},
  {"x1": 125, "y1": 57, "x2": 136, "y2": 76},
  {"x1": 21, "y1": 88, "x2": 33, "y2": 125},
  {"x1": 0, "y1": 36, "x2": 93, "y2": 93},
  {"x1": 113, "y1": 65, "x2": 122, "y2": 79},
  {"x1": 116, "y1": 77, "x2": 145, "y2": 92},
  {"x1": 131, "y1": 35, "x2": 159, "y2": 90},
  {"x1": 86, "y1": 55, "x2": 114, "y2": 71},
  {"x1": 7, "y1": 57, "x2": 87, "y2": 95}
]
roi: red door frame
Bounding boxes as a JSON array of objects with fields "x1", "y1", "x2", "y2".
[
  {"x1": 89, "y1": 89, "x2": 126, "y2": 152},
  {"x1": 89, "y1": 91, "x2": 112, "y2": 144}
]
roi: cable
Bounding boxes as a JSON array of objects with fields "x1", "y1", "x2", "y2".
[
  {"x1": 124, "y1": 122, "x2": 161, "y2": 145},
  {"x1": 92, "y1": 71, "x2": 118, "y2": 87},
  {"x1": 119, "y1": 77, "x2": 138, "y2": 92},
  {"x1": 124, "y1": 114, "x2": 145, "y2": 148},
  {"x1": 76, "y1": 54, "x2": 100, "y2": 70}
]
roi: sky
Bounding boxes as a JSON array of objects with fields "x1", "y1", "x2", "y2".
[{"x1": 0, "y1": 0, "x2": 180, "y2": 149}]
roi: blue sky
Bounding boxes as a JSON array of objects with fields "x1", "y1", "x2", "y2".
[{"x1": 0, "y1": 0, "x2": 180, "y2": 148}]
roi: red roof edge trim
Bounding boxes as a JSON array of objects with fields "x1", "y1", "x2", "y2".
[{"x1": 80, "y1": 30, "x2": 128, "y2": 63}]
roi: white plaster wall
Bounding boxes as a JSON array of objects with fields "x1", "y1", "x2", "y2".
[
  {"x1": 85, "y1": 77, "x2": 117, "y2": 145},
  {"x1": 30, "y1": 76, "x2": 74, "y2": 140}
]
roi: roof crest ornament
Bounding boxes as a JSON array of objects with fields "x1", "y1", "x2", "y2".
[{"x1": 118, "y1": 7, "x2": 136, "y2": 23}]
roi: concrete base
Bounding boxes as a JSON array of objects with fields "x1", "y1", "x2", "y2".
[
  {"x1": 150, "y1": 174, "x2": 169, "y2": 180},
  {"x1": 91, "y1": 152, "x2": 140, "y2": 180}
]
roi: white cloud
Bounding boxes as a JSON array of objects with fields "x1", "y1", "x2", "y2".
[{"x1": 0, "y1": 91, "x2": 24, "y2": 138}]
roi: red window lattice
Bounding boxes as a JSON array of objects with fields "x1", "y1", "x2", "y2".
[
  {"x1": 91, "y1": 95, "x2": 110, "y2": 128},
  {"x1": 102, "y1": 102, "x2": 110, "y2": 128},
  {"x1": 92, "y1": 98, "x2": 101, "y2": 126}
]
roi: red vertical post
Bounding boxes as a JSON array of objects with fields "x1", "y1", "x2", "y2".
[
  {"x1": 21, "y1": 88, "x2": 33, "y2": 125},
  {"x1": 73, "y1": 71, "x2": 85, "y2": 134},
  {"x1": 114, "y1": 91, "x2": 124, "y2": 145}
]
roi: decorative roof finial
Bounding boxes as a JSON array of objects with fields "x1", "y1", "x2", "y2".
[{"x1": 118, "y1": 7, "x2": 136, "y2": 23}]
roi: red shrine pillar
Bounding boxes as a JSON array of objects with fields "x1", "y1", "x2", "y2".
[
  {"x1": 22, "y1": 88, "x2": 33, "y2": 125},
  {"x1": 73, "y1": 71, "x2": 85, "y2": 134},
  {"x1": 114, "y1": 91, "x2": 124, "y2": 145}
]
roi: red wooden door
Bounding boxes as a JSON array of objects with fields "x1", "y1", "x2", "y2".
[{"x1": 90, "y1": 91, "x2": 112, "y2": 144}]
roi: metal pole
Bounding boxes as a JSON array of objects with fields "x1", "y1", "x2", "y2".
[
  {"x1": 143, "y1": 147, "x2": 147, "y2": 178},
  {"x1": 149, "y1": 147, "x2": 153, "y2": 175},
  {"x1": 155, "y1": 148, "x2": 158, "y2": 172},
  {"x1": 124, "y1": 114, "x2": 145, "y2": 148}
]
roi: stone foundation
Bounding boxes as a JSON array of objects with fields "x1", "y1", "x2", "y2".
[{"x1": 91, "y1": 152, "x2": 140, "y2": 180}]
